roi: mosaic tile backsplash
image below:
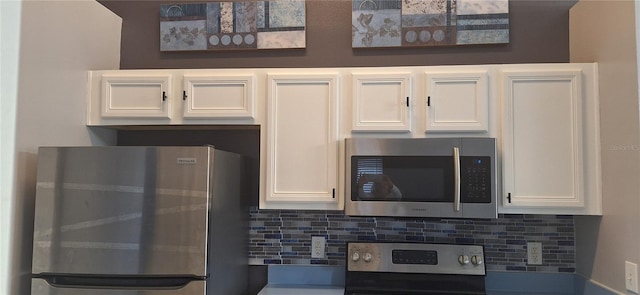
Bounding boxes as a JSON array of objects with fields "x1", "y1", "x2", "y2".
[{"x1": 249, "y1": 207, "x2": 575, "y2": 273}]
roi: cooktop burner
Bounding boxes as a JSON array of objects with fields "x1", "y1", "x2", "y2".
[{"x1": 344, "y1": 242, "x2": 486, "y2": 295}]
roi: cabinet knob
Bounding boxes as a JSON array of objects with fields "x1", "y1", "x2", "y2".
[{"x1": 427, "y1": 96, "x2": 431, "y2": 107}]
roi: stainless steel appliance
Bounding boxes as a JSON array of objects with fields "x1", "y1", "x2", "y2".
[
  {"x1": 345, "y1": 242, "x2": 486, "y2": 295},
  {"x1": 30, "y1": 146, "x2": 247, "y2": 295},
  {"x1": 345, "y1": 138, "x2": 497, "y2": 219}
]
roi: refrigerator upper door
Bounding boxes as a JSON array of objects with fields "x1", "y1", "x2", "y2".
[
  {"x1": 31, "y1": 278, "x2": 206, "y2": 295},
  {"x1": 32, "y1": 146, "x2": 213, "y2": 277}
]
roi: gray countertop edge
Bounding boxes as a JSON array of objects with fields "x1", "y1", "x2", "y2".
[{"x1": 264, "y1": 265, "x2": 619, "y2": 295}]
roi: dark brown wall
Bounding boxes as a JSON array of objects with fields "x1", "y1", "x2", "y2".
[
  {"x1": 99, "y1": 0, "x2": 577, "y2": 69},
  {"x1": 116, "y1": 127, "x2": 260, "y2": 206}
]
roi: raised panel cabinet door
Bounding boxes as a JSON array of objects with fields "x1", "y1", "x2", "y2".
[
  {"x1": 501, "y1": 69, "x2": 584, "y2": 209},
  {"x1": 182, "y1": 74, "x2": 256, "y2": 119},
  {"x1": 101, "y1": 73, "x2": 172, "y2": 118},
  {"x1": 351, "y1": 73, "x2": 412, "y2": 132},
  {"x1": 425, "y1": 71, "x2": 488, "y2": 132},
  {"x1": 264, "y1": 73, "x2": 340, "y2": 209}
]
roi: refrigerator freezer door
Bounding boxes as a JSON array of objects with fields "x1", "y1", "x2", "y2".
[
  {"x1": 31, "y1": 278, "x2": 206, "y2": 295},
  {"x1": 32, "y1": 147, "x2": 213, "y2": 277}
]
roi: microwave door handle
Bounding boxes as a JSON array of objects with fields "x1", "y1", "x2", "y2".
[{"x1": 453, "y1": 146, "x2": 461, "y2": 212}]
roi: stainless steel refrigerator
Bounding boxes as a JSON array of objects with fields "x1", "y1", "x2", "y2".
[{"x1": 30, "y1": 146, "x2": 247, "y2": 295}]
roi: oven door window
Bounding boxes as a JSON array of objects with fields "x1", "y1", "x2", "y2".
[{"x1": 351, "y1": 156, "x2": 454, "y2": 202}]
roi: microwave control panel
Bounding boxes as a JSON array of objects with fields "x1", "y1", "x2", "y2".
[{"x1": 460, "y1": 156, "x2": 491, "y2": 203}]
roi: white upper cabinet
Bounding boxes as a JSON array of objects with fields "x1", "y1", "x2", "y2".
[
  {"x1": 350, "y1": 73, "x2": 412, "y2": 132},
  {"x1": 262, "y1": 73, "x2": 341, "y2": 210},
  {"x1": 100, "y1": 73, "x2": 172, "y2": 119},
  {"x1": 86, "y1": 64, "x2": 601, "y2": 213},
  {"x1": 88, "y1": 70, "x2": 257, "y2": 125},
  {"x1": 500, "y1": 64, "x2": 601, "y2": 215},
  {"x1": 424, "y1": 71, "x2": 489, "y2": 133},
  {"x1": 182, "y1": 74, "x2": 255, "y2": 119}
]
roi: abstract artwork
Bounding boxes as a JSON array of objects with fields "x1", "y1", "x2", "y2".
[
  {"x1": 160, "y1": 1, "x2": 306, "y2": 51},
  {"x1": 352, "y1": 0, "x2": 509, "y2": 48}
]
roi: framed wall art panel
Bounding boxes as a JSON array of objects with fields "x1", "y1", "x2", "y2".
[
  {"x1": 161, "y1": 0, "x2": 306, "y2": 52},
  {"x1": 352, "y1": 0, "x2": 509, "y2": 48}
]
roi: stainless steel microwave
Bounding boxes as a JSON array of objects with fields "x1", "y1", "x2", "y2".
[{"x1": 345, "y1": 138, "x2": 497, "y2": 219}]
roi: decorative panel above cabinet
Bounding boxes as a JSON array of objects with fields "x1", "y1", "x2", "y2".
[
  {"x1": 499, "y1": 64, "x2": 601, "y2": 215},
  {"x1": 424, "y1": 71, "x2": 489, "y2": 133},
  {"x1": 87, "y1": 70, "x2": 257, "y2": 125}
]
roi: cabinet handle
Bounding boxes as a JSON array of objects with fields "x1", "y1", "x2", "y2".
[
  {"x1": 332, "y1": 188, "x2": 336, "y2": 199},
  {"x1": 183, "y1": 91, "x2": 187, "y2": 101},
  {"x1": 427, "y1": 96, "x2": 431, "y2": 107},
  {"x1": 162, "y1": 91, "x2": 167, "y2": 101},
  {"x1": 406, "y1": 97, "x2": 409, "y2": 107},
  {"x1": 507, "y1": 193, "x2": 512, "y2": 203}
]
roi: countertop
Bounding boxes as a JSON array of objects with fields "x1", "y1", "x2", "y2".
[
  {"x1": 257, "y1": 285, "x2": 575, "y2": 295},
  {"x1": 257, "y1": 284, "x2": 578, "y2": 295},
  {"x1": 257, "y1": 284, "x2": 344, "y2": 295},
  {"x1": 257, "y1": 265, "x2": 616, "y2": 295}
]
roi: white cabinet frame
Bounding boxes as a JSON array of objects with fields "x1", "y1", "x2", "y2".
[
  {"x1": 101, "y1": 73, "x2": 172, "y2": 118},
  {"x1": 351, "y1": 73, "x2": 412, "y2": 132},
  {"x1": 425, "y1": 71, "x2": 489, "y2": 132},
  {"x1": 263, "y1": 73, "x2": 341, "y2": 210},
  {"x1": 501, "y1": 69, "x2": 585, "y2": 209},
  {"x1": 182, "y1": 74, "x2": 255, "y2": 119}
]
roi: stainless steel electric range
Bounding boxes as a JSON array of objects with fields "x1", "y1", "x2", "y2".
[{"x1": 345, "y1": 242, "x2": 487, "y2": 295}]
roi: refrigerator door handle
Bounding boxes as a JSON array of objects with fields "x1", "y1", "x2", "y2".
[
  {"x1": 35, "y1": 274, "x2": 204, "y2": 289},
  {"x1": 31, "y1": 277, "x2": 208, "y2": 295}
]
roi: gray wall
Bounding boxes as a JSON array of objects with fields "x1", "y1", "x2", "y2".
[
  {"x1": 99, "y1": 0, "x2": 577, "y2": 69},
  {"x1": 570, "y1": 1, "x2": 640, "y2": 293},
  {"x1": 3, "y1": 2, "x2": 122, "y2": 294}
]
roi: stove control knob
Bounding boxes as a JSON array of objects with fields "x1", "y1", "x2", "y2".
[
  {"x1": 458, "y1": 255, "x2": 470, "y2": 265},
  {"x1": 364, "y1": 252, "x2": 373, "y2": 263},
  {"x1": 471, "y1": 255, "x2": 484, "y2": 266},
  {"x1": 351, "y1": 252, "x2": 360, "y2": 262}
]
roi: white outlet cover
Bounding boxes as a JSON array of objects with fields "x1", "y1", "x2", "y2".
[
  {"x1": 311, "y1": 236, "x2": 326, "y2": 259},
  {"x1": 527, "y1": 242, "x2": 543, "y2": 265},
  {"x1": 626, "y1": 261, "x2": 638, "y2": 293}
]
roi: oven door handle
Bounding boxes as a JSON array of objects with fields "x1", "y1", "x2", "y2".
[{"x1": 453, "y1": 146, "x2": 461, "y2": 212}]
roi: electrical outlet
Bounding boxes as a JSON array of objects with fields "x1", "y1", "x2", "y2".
[
  {"x1": 626, "y1": 261, "x2": 638, "y2": 293},
  {"x1": 311, "y1": 236, "x2": 326, "y2": 259},
  {"x1": 527, "y1": 242, "x2": 543, "y2": 265}
]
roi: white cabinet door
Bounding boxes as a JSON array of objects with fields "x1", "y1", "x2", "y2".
[
  {"x1": 425, "y1": 71, "x2": 488, "y2": 132},
  {"x1": 182, "y1": 74, "x2": 255, "y2": 119},
  {"x1": 101, "y1": 73, "x2": 172, "y2": 118},
  {"x1": 351, "y1": 73, "x2": 412, "y2": 132},
  {"x1": 501, "y1": 69, "x2": 586, "y2": 211},
  {"x1": 89, "y1": 70, "x2": 259, "y2": 125},
  {"x1": 263, "y1": 73, "x2": 340, "y2": 210}
]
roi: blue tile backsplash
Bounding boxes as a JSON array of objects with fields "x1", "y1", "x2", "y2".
[{"x1": 249, "y1": 207, "x2": 575, "y2": 273}]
